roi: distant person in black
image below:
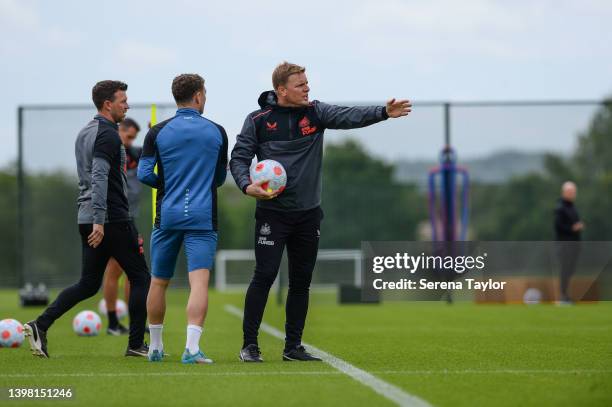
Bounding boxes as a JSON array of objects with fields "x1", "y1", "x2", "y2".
[
  {"x1": 24, "y1": 81, "x2": 151, "y2": 358},
  {"x1": 554, "y1": 181, "x2": 583, "y2": 303}
]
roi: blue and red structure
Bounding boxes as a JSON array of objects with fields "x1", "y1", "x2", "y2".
[{"x1": 428, "y1": 145, "x2": 470, "y2": 241}]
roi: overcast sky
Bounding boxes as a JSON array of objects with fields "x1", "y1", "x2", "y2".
[{"x1": 2, "y1": 0, "x2": 612, "y2": 170}]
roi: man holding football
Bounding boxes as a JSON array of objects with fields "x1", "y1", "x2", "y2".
[{"x1": 230, "y1": 62, "x2": 411, "y2": 362}]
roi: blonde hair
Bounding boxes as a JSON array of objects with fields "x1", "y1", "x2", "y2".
[{"x1": 272, "y1": 62, "x2": 306, "y2": 90}]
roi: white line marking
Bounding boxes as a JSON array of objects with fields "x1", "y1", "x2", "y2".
[
  {"x1": 224, "y1": 304, "x2": 431, "y2": 407},
  {"x1": 1, "y1": 368, "x2": 609, "y2": 379},
  {"x1": 374, "y1": 368, "x2": 612, "y2": 375}
]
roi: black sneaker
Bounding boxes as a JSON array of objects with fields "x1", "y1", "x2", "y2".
[
  {"x1": 107, "y1": 323, "x2": 129, "y2": 336},
  {"x1": 239, "y1": 344, "x2": 263, "y2": 362},
  {"x1": 125, "y1": 342, "x2": 149, "y2": 357},
  {"x1": 23, "y1": 320, "x2": 49, "y2": 358},
  {"x1": 283, "y1": 345, "x2": 322, "y2": 362}
]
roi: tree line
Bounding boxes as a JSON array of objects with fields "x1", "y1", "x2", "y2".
[{"x1": 0, "y1": 102, "x2": 610, "y2": 287}]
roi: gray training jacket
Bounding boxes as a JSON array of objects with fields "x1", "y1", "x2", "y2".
[
  {"x1": 75, "y1": 115, "x2": 130, "y2": 225},
  {"x1": 230, "y1": 90, "x2": 388, "y2": 212}
]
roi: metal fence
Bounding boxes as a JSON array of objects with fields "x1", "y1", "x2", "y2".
[{"x1": 6, "y1": 99, "x2": 609, "y2": 288}]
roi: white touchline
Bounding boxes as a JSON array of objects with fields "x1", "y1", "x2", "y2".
[
  {"x1": 224, "y1": 304, "x2": 432, "y2": 407},
  {"x1": 377, "y1": 368, "x2": 612, "y2": 375}
]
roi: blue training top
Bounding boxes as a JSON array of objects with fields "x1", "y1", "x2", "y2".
[{"x1": 137, "y1": 108, "x2": 228, "y2": 230}]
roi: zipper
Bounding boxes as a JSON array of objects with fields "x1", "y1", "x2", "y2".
[{"x1": 288, "y1": 112, "x2": 293, "y2": 140}]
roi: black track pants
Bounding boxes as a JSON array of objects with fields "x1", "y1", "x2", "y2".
[
  {"x1": 557, "y1": 241, "x2": 581, "y2": 301},
  {"x1": 36, "y1": 222, "x2": 151, "y2": 349},
  {"x1": 242, "y1": 206, "x2": 322, "y2": 351}
]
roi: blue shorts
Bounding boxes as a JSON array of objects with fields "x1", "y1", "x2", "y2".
[{"x1": 150, "y1": 228, "x2": 218, "y2": 279}]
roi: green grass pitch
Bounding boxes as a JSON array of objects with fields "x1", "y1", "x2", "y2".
[{"x1": 1, "y1": 289, "x2": 611, "y2": 406}]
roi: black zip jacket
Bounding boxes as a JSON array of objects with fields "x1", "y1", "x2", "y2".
[
  {"x1": 230, "y1": 90, "x2": 388, "y2": 211},
  {"x1": 554, "y1": 198, "x2": 581, "y2": 241}
]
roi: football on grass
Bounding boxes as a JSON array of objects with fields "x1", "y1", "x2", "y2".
[
  {"x1": 73, "y1": 311, "x2": 102, "y2": 336},
  {"x1": 0, "y1": 318, "x2": 25, "y2": 348},
  {"x1": 98, "y1": 298, "x2": 128, "y2": 320}
]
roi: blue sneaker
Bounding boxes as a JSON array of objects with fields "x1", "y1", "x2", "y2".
[
  {"x1": 181, "y1": 349, "x2": 213, "y2": 364},
  {"x1": 148, "y1": 349, "x2": 164, "y2": 362}
]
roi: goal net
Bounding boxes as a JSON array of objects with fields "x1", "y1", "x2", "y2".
[{"x1": 215, "y1": 249, "x2": 362, "y2": 291}]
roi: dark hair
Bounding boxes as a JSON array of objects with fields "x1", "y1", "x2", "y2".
[
  {"x1": 92, "y1": 80, "x2": 128, "y2": 110},
  {"x1": 119, "y1": 117, "x2": 140, "y2": 132},
  {"x1": 172, "y1": 74, "x2": 204, "y2": 104}
]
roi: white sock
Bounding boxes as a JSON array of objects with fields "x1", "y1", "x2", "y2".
[
  {"x1": 149, "y1": 324, "x2": 163, "y2": 352},
  {"x1": 186, "y1": 324, "x2": 202, "y2": 354}
]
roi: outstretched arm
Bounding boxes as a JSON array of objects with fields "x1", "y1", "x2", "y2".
[
  {"x1": 314, "y1": 99, "x2": 411, "y2": 129},
  {"x1": 384, "y1": 98, "x2": 412, "y2": 118}
]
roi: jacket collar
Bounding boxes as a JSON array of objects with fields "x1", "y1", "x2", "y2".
[
  {"x1": 94, "y1": 114, "x2": 118, "y2": 129},
  {"x1": 176, "y1": 107, "x2": 201, "y2": 115},
  {"x1": 258, "y1": 90, "x2": 307, "y2": 113}
]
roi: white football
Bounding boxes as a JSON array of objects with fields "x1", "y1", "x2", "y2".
[
  {"x1": 523, "y1": 288, "x2": 542, "y2": 305},
  {"x1": 98, "y1": 298, "x2": 128, "y2": 320},
  {"x1": 0, "y1": 319, "x2": 25, "y2": 348},
  {"x1": 250, "y1": 159, "x2": 287, "y2": 194},
  {"x1": 73, "y1": 311, "x2": 102, "y2": 336}
]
